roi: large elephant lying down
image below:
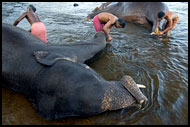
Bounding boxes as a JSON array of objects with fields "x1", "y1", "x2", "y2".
[
  {"x1": 2, "y1": 23, "x2": 148, "y2": 120},
  {"x1": 86, "y1": 2, "x2": 169, "y2": 32}
]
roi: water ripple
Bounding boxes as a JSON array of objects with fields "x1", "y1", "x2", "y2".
[{"x1": 2, "y1": 2, "x2": 188, "y2": 125}]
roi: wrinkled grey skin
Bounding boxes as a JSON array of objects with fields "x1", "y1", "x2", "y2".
[
  {"x1": 2, "y1": 23, "x2": 148, "y2": 120},
  {"x1": 87, "y1": 2, "x2": 169, "y2": 32}
]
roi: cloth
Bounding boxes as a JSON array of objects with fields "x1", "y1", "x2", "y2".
[
  {"x1": 31, "y1": 22, "x2": 47, "y2": 43},
  {"x1": 93, "y1": 15, "x2": 105, "y2": 32}
]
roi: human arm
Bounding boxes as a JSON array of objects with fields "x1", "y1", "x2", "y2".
[
  {"x1": 157, "y1": 18, "x2": 172, "y2": 35},
  {"x1": 13, "y1": 12, "x2": 27, "y2": 26},
  {"x1": 159, "y1": 26, "x2": 172, "y2": 35},
  {"x1": 150, "y1": 19, "x2": 160, "y2": 35},
  {"x1": 103, "y1": 19, "x2": 115, "y2": 42},
  {"x1": 154, "y1": 19, "x2": 161, "y2": 33},
  {"x1": 104, "y1": 26, "x2": 112, "y2": 42}
]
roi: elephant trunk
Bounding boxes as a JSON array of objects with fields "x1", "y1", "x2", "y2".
[{"x1": 120, "y1": 75, "x2": 148, "y2": 104}]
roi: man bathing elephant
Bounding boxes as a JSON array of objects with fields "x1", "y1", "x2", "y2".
[
  {"x1": 13, "y1": 5, "x2": 47, "y2": 43},
  {"x1": 151, "y1": 11, "x2": 179, "y2": 36},
  {"x1": 2, "y1": 23, "x2": 148, "y2": 120},
  {"x1": 87, "y1": 2, "x2": 179, "y2": 36},
  {"x1": 93, "y1": 12, "x2": 126, "y2": 42}
]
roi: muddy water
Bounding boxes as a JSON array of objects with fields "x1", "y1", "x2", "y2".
[{"x1": 2, "y1": 2, "x2": 188, "y2": 125}]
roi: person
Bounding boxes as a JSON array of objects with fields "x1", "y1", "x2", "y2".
[
  {"x1": 13, "y1": 5, "x2": 47, "y2": 43},
  {"x1": 93, "y1": 12, "x2": 126, "y2": 42},
  {"x1": 154, "y1": 11, "x2": 179, "y2": 37}
]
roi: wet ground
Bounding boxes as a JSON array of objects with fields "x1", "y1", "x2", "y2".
[{"x1": 2, "y1": 2, "x2": 188, "y2": 125}]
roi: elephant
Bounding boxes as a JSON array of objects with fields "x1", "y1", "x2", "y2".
[
  {"x1": 86, "y1": 2, "x2": 169, "y2": 32},
  {"x1": 2, "y1": 23, "x2": 148, "y2": 120}
]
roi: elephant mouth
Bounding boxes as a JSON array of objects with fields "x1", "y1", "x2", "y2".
[{"x1": 101, "y1": 75, "x2": 148, "y2": 111}]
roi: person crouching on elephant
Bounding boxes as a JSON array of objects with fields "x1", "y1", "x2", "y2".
[
  {"x1": 155, "y1": 11, "x2": 179, "y2": 37},
  {"x1": 13, "y1": 5, "x2": 47, "y2": 43},
  {"x1": 93, "y1": 12, "x2": 126, "y2": 42}
]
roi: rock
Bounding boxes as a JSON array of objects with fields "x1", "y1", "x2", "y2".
[{"x1": 73, "y1": 3, "x2": 79, "y2": 7}]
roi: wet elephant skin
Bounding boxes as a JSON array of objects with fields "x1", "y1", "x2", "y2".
[
  {"x1": 87, "y1": 2, "x2": 169, "y2": 32},
  {"x1": 2, "y1": 23, "x2": 147, "y2": 120}
]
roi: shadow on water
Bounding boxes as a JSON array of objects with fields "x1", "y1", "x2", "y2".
[{"x1": 2, "y1": 2, "x2": 188, "y2": 125}]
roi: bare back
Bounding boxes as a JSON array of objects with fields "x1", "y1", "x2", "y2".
[
  {"x1": 26, "y1": 11, "x2": 41, "y2": 25},
  {"x1": 163, "y1": 11, "x2": 179, "y2": 20},
  {"x1": 13, "y1": 9, "x2": 41, "y2": 27},
  {"x1": 98, "y1": 12, "x2": 118, "y2": 25}
]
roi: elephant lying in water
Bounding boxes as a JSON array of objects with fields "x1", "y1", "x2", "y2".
[
  {"x1": 86, "y1": 2, "x2": 169, "y2": 32},
  {"x1": 2, "y1": 23, "x2": 148, "y2": 120}
]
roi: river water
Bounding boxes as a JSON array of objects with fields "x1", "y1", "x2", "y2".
[{"x1": 2, "y1": 2, "x2": 188, "y2": 125}]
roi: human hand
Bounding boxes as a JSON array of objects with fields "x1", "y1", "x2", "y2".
[
  {"x1": 150, "y1": 31, "x2": 164, "y2": 36},
  {"x1": 107, "y1": 36, "x2": 112, "y2": 42},
  {"x1": 157, "y1": 31, "x2": 164, "y2": 35},
  {"x1": 85, "y1": 17, "x2": 90, "y2": 21}
]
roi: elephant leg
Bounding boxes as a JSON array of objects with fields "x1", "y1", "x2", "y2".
[
  {"x1": 159, "y1": 19, "x2": 168, "y2": 31},
  {"x1": 152, "y1": 19, "x2": 167, "y2": 32},
  {"x1": 152, "y1": 20, "x2": 158, "y2": 32}
]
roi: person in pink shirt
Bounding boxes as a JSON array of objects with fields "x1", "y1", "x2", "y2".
[{"x1": 13, "y1": 5, "x2": 47, "y2": 43}]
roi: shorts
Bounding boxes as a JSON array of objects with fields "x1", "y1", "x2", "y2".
[
  {"x1": 31, "y1": 22, "x2": 47, "y2": 43},
  {"x1": 93, "y1": 15, "x2": 105, "y2": 32}
]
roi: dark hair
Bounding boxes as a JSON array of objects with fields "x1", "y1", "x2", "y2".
[
  {"x1": 118, "y1": 19, "x2": 126, "y2": 28},
  {"x1": 28, "y1": 5, "x2": 36, "y2": 12},
  {"x1": 158, "y1": 11, "x2": 165, "y2": 18}
]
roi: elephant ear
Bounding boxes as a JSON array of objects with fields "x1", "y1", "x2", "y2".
[{"x1": 33, "y1": 51, "x2": 76, "y2": 66}]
